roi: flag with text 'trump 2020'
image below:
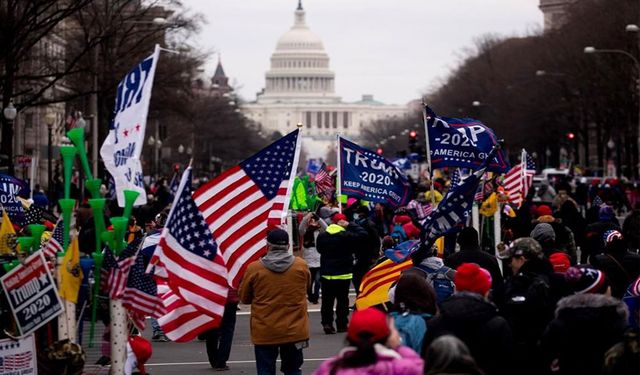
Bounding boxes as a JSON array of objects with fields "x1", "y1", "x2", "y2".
[
  {"x1": 101, "y1": 45, "x2": 161, "y2": 207},
  {"x1": 424, "y1": 106, "x2": 509, "y2": 173},
  {"x1": 339, "y1": 137, "x2": 411, "y2": 209}
]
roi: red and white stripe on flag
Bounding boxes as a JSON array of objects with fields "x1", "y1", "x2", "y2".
[{"x1": 503, "y1": 150, "x2": 535, "y2": 207}]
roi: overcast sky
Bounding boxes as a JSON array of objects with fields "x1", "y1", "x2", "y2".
[{"x1": 180, "y1": 0, "x2": 542, "y2": 105}]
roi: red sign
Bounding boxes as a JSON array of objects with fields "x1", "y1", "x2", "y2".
[{"x1": 15, "y1": 155, "x2": 32, "y2": 167}]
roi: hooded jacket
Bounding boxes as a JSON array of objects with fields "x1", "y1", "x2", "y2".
[
  {"x1": 239, "y1": 245, "x2": 311, "y2": 345},
  {"x1": 426, "y1": 292, "x2": 513, "y2": 375},
  {"x1": 316, "y1": 223, "x2": 368, "y2": 277},
  {"x1": 540, "y1": 294, "x2": 629, "y2": 375},
  {"x1": 313, "y1": 344, "x2": 424, "y2": 375}
]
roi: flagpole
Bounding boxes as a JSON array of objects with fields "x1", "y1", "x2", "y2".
[
  {"x1": 520, "y1": 149, "x2": 526, "y2": 205},
  {"x1": 422, "y1": 103, "x2": 436, "y2": 206},
  {"x1": 336, "y1": 134, "x2": 342, "y2": 212}
]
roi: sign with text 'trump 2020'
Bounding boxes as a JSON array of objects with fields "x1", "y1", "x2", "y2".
[
  {"x1": 0, "y1": 252, "x2": 63, "y2": 337},
  {"x1": 100, "y1": 44, "x2": 161, "y2": 207},
  {"x1": 339, "y1": 137, "x2": 411, "y2": 209}
]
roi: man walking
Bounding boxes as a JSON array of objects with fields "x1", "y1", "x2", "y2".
[{"x1": 239, "y1": 229, "x2": 310, "y2": 375}]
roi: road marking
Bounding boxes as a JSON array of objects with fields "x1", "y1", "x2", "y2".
[{"x1": 143, "y1": 358, "x2": 331, "y2": 366}]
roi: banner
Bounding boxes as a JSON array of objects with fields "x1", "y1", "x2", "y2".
[
  {"x1": 0, "y1": 335, "x2": 37, "y2": 374},
  {"x1": 339, "y1": 137, "x2": 411, "y2": 208},
  {"x1": 425, "y1": 106, "x2": 509, "y2": 173},
  {"x1": 0, "y1": 175, "x2": 27, "y2": 224},
  {"x1": 100, "y1": 44, "x2": 161, "y2": 207},
  {"x1": 0, "y1": 252, "x2": 63, "y2": 337}
]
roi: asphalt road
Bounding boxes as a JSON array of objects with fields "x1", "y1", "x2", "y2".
[{"x1": 83, "y1": 297, "x2": 356, "y2": 375}]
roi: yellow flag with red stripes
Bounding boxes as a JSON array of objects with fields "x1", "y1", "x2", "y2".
[{"x1": 355, "y1": 258, "x2": 412, "y2": 310}]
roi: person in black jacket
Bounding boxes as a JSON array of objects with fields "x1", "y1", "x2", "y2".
[
  {"x1": 541, "y1": 266, "x2": 628, "y2": 375},
  {"x1": 351, "y1": 205, "x2": 381, "y2": 296},
  {"x1": 590, "y1": 230, "x2": 640, "y2": 298},
  {"x1": 426, "y1": 263, "x2": 513, "y2": 375},
  {"x1": 316, "y1": 213, "x2": 367, "y2": 334},
  {"x1": 446, "y1": 227, "x2": 504, "y2": 301}
]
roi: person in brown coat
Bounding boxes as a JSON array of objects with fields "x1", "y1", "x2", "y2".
[{"x1": 239, "y1": 228, "x2": 311, "y2": 375}]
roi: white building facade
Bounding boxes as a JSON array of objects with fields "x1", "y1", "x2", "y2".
[{"x1": 242, "y1": 1, "x2": 408, "y2": 160}]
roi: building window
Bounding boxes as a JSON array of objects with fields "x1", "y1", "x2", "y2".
[
  {"x1": 306, "y1": 112, "x2": 311, "y2": 128},
  {"x1": 343, "y1": 112, "x2": 349, "y2": 128},
  {"x1": 317, "y1": 112, "x2": 322, "y2": 128},
  {"x1": 332, "y1": 112, "x2": 337, "y2": 128},
  {"x1": 325, "y1": 112, "x2": 330, "y2": 128}
]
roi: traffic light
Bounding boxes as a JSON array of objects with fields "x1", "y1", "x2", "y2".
[
  {"x1": 408, "y1": 130, "x2": 418, "y2": 152},
  {"x1": 376, "y1": 147, "x2": 383, "y2": 155},
  {"x1": 566, "y1": 132, "x2": 575, "y2": 140}
]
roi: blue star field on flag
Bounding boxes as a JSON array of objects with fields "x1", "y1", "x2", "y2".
[{"x1": 239, "y1": 130, "x2": 298, "y2": 200}]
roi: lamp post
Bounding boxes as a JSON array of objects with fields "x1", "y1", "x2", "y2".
[
  {"x1": 3, "y1": 102, "x2": 17, "y2": 176},
  {"x1": 45, "y1": 112, "x2": 56, "y2": 200},
  {"x1": 584, "y1": 45, "x2": 640, "y2": 177}
]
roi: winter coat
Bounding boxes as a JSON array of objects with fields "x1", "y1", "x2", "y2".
[
  {"x1": 239, "y1": 250, "x2": 310, "y2": 345},
  {"x1": 540, "y1": 294, "x2": 629, "y2": 375},
  {"x1": 426, "y1": 292, "x2": 513, "y2": 375},
  {"x1": 353, "y1": 217, "x2": 381, "y2": 270},
  {"x1": 584, "y1": 220, "x2": 621, "y2": 262},
  {"x1": 316, "y1": 223, "x2": 368, "y2": 277},
  {"x1": 313, "y1": 344, "x2": 424, "y2": 375},
  {"x1": 590, "y1": 249, "x2": 640, "y2": 298},
  {"x1": 299, "y1": 213, "x2": 328, "y2": 268},
  {"x1": 622, "y1": 210, "x2": 640, "y2": 251}
]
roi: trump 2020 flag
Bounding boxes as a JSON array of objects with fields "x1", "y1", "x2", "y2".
[
  {"x1": 424, "y1": 106, "x2": 509, "y2": 173},
  {"x1": 339, "y1": 137, "x2": 411, "y2": 209},
  {"x1": 100, "y1": 44, "x2": 161, "y2": 207}
]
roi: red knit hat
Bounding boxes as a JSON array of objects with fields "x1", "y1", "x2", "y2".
[
  {"x1": 347, "y1": 308, "x2": 390, "y2": 345},
  {"x1": 549, "y1": 252, "x2": 571, "y2": 273},
  {"x1": 454, "y1": 263, "x2": 492, "y2": 296},
  {"x1": 332, "y1": 213, "x2": 347, "y2": 223},
  {"x1": 536, "y1": 205, "x2": 553, "y2": 217}
]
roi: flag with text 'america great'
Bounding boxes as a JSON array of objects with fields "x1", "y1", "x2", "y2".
[
  {"x1": 157, "y1": 167, "x2": 228, "y2": 320},
  {"x1": 193, "y1": 130, "x2": 301, "y2": 288}
]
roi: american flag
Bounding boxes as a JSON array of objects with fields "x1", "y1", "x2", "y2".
[
  {"x1": 193, "y1": 129, "x2": 301, "y2": 288},
  {"x1": 503, "y1": 150, "x2": 536, "y2": 208},
  {"x1": 42, "y1": 218, "x2": 64, "y2": 258},
  {"x1": 315, "y1": 162, "x2": 335, "y2": 200},
  {"x1": 169, "y1": 172, "x2": 180, "y2": 198},
  {"x1": 122, "y1": 250, "x2": 166, "y2": 330},
  {"x1": 157, "y1": 167, "x2": 229, "y2": 321},
  {"x1": 0, "y1": 351, "x2": 33, "y2": 371},
  {"x1": 450, "y1": 168, "x2": 461, "y2": 188},
  {"x1": 101, "y1": 238, "x2": 140, "y2": 299}
]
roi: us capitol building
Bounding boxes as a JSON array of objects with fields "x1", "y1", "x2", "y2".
[{"x1": 241, "y1": 1, "x2": 408, "y2": 160}]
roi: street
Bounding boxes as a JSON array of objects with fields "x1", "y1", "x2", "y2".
[{"x1": 82, "y1": 298, "x2": 356, "y2": 375}]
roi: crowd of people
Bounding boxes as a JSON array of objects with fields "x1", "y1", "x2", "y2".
[{"x1": 258, "y1": 173, "x2": 640, "y2": 375}]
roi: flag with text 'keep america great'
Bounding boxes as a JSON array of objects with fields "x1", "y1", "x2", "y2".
[
  {"x1": 424, "y1": 106, "x2": 509, "y2": 173},
  {"x1": 193, "y1": 129, "x2": 301, "y2": 288}
]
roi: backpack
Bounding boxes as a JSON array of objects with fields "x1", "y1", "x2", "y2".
[
  {"x1": 415, "y1": 264, "x2": 455, "y2": 304},
  {"x1": 602, "y1": 328, "x2": 640, "y2": 375},
  {"x1": 391, "y1": 223, "x2": 408, "y2": 244},
  {"x1": 502, "y1": 272, "x2": 553, "y2": 345},
  {"x1": 391, "y1": 310, "x2": 431, "y2": 354}
]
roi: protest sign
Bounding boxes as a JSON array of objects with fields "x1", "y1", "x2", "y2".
[
  {"x1": 0, "y1": 252, "x2": 63, "y2": 337},
  {"x1": 100, "y1": 44, "x2": 161, "y2": 207},
  {"x1": 0, "y1": 334, "x2": 36, "y2": 374},
  {"x1": 339, "y1": 137, "x2": 411, "y2": 208}
]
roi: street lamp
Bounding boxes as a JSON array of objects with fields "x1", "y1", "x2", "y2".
[
  {"x1": 626, "y1": 24, "x2": 640, "y2": 32},
  {"x1": 45, "y1": 112, "x2": 56, "y2": 200},
  {"x1": 3, "y1": 102, "x2": 17, "y2": 175},
  {"x1": 178, "y1": 144, "x2": 185, "y2": 154},
  {"x1": 472, "y1": 100, "x2": 481, "y2": 107},
  {"x1": 584, "y1": 45, "x2": 640, "y2": 177}
]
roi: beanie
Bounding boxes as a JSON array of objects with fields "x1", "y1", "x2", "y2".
[
  {"x1": 266, "y1": 229, "x2": 289, "y2": 246},
  {"x1": 530, "y1": 223, "x2": 556, "y2": 244},
  {"x1": 565, "y1": 266, "x2": 609, "y2": 294},
  {"x1": 603, "y1": 229, "x2": 623, "y2": 245},
  {"x1": 536, "y1": 205, "x2": 553, "y2": 217},
  {"x1": 347, "y1": 308, "x2": 390, "y2": 346},
  {"x1": 332, "y1": 213, "x2": 347, "y2": 223},
  {"x1": 454, "y1": 263, "x2": 492, "y2": 296},
  {"x1": 629, "y1": 276, "x2": 640, "y2": 297},
  {"x1": 549, "y1": 252, "x2": 571, "y2": 273},
  {"x1": 402, "y1": 222, "x2": 421, "y2": 239},
  {"x1": 599, "y1": 205, "x2": 615, "y2": 221}
]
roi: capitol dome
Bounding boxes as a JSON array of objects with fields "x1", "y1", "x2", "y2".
[{"x1": 260, "y1": 1, "x2": 338, "y2": 103}]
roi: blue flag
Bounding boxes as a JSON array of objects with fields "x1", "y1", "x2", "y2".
[
  {"x1": 339, "y1": 137, "x2": 411, "y2": 208},
  {"x1": 425, "y1": 106, "x2": 509, "y2": 173}
]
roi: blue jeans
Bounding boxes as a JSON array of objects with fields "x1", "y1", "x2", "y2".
[
  {"x1": 150, "y1": 318, "x2": 162, "y2": 334},
  {"x1": 308, "y1": 268, "x2": 321, "y2": 303},
  {"x1": 254, "y1": 343, "x2": 303, "y2": 375},
  {"x1": 205, "y1": 302, "x2": 238, "y2": 368}
]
